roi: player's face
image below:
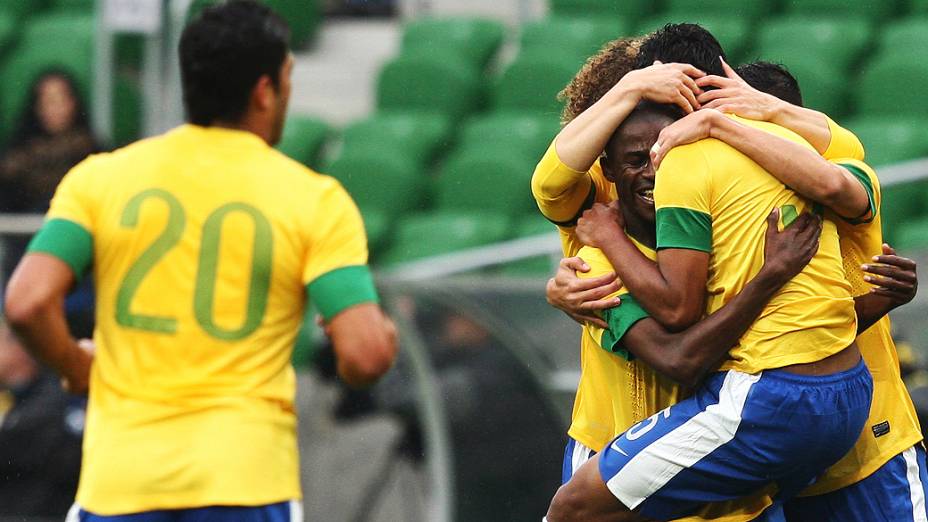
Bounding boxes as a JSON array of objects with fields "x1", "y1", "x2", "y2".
[
  {"x1": 269, "y1": 54, "x2": 294, "y2": 145},
  {"x1": 604, "y1": 112, "x2": 674, "y2": 226}
]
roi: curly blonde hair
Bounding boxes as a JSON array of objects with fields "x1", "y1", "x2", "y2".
[{"x1": 558, "y1": 37, "x2": 642, "y2": 125}]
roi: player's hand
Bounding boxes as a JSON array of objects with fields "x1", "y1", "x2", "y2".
[
  {"x1": 546, "y1": 257, "x2": 622, "y2": 329},
  {"x1": 863, "y1": 244, "x2": 918, "y2": 307},
  {"x1": 650, "y1": 109, "x2": 723, "y2": 169},
  {"x1": 695, "y1": 57, "x2": 784, "y2": 121},
  {"x1": 576, "y1": 201, "x2": 625, "y2": 249},
  {"x1": 761, "y1": 209, "x2": 822, "y2": 282},
  {"x1": 62, "y1": 338, "x2": 94, "y2": 395},
  {"x1": 620, "y1": 61, "x2": 705, "y2": 114}
]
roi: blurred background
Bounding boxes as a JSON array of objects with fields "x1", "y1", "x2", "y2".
[{"x1": 0, "y1": 0, "x2": 926, "y2": 521}]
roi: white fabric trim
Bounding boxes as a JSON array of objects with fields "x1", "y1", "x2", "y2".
[
  {"x1": 606, "y1": 370, "x2": 760, "y2": 509},
  {"x1": 289, "y1": 500, "x2": 304, "y2": 522},
  {"x1": 65, "y1": 503, "x2": 81, "y2": 522},
  {"x1": 903, "y1": 447, "x2": 928, "y2": 522},
  {"x1": 570, "y1": 440, "x2": 594, "y2": 479}
]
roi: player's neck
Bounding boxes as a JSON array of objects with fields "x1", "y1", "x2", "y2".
[{"x1": 209, "y1": 117, "x2": 273, "y2": 145}]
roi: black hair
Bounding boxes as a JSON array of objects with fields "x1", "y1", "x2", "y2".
[
  {"x1": 735, "y1": 61, "x2": 804, "y2": 107},
  {"x1": 8, "y1": 69, "x2": 91, "y2": 147},
  {"x1": 635, "y1": 23, "x2": 726, "y2": 77},
  {"x1": 179, "y1": 0, "x2": 290, "y2": 126}
]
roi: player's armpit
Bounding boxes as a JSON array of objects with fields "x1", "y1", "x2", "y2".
[{"x1": 327, "y1": 302, "x2": 397, "y2": 388}]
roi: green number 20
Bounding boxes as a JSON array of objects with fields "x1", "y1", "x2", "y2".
[{"x1": 115, "y1": 189, "x2": 273, "y2": 341}]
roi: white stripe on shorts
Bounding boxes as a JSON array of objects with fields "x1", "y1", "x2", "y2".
[
  {"x1": 571, "y1": 440, "x2": 595, "y2": 478},
  {"x1": 903, "y1": 447, "x2": 928, "y2": 522},
  {"x1": 606, "y1": 370, "x2": 760, "y2": 509},
  {"x1": 65, "y1": 503, "x2": 81, "y2": 522},
  {"x1": 289, "y1": 500, "x2": 304, "y2": 522}
]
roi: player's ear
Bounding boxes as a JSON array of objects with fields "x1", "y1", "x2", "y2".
[
  {"x1": 600, "y1": 153, "x2": 617, "y2": 183},
  {"x1": 252, "y1": 75, "x2": 275, "y2": 112}
]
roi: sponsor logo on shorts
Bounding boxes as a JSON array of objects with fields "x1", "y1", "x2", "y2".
[{"x1": 872, "y1": 420, "x2": 891, "y2": 438}]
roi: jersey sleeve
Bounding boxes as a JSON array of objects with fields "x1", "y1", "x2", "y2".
[
  {"x1": 823, "y1": 116, "x2": 865, "y2": 162},
  {"x1": 304, "y1": 180, "x2": 379, "y2": 320},
  {"x1": 832, "y1": 158, "x2": 880, "y2": 225},
  {"x1": 653, "y1": 143, "x2": 713, "y2": 252},
  {"x1": 26, "y1": 158, "x2": 97, "y2": 279},
  {"x1": 531, "y1": 138, "x2": 597, "y2": 226}
]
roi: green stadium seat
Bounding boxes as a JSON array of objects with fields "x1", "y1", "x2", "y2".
[
  {"x1": 759, "y1": 56, "x2": 847, "y2": 118},
  {"x1": 498, "y1": 215, "x2": 559, "y2": 278},
  {"x1": 783, "y1": 0, "x2": 899, "y2": 19},
  {"x1": 325, "y1": 149, "x2": 428, "y2": 220},
  {"x1": 756, "y1": 16, "x2": 874, "y2": 72},
  {"x1": 456, "y1": 112, "x2": 560, "y2": 160},
  {"x1": 846, "y1": 117, "x2": 928, "y2": 167},
  {"x1": 435, "y1": 145, "x2": 538, "y2": 216},
  {"x1": 377, "y1": 52, "x2": 483, "y2": 120},
  {"x1": 880, "y1": 18, "x2": 928, "y2": 53},
  {"x1": 401, "y1": 17, "x2": 506, "y2": 71},
  {"x1": 494, "y1": 51, "x2": 579, "y2": 117},
  {"x1": 0, "y1": 1, "x2": 45, "y2": 20},
  {"x1": 858, "y1": 54, "x2": 928, "y2": 117},
  {"x1": 275, "y1": 116, "x2": 330, "y2": 169},
  {"x1": 881, "y1": 180, "x2": 928, "y2": 245},
  {"x1": 520, "y1": 16, "x2": 627, "y2": 62},
  {"x1": 49, "y1": 0, "x2": 94, "y2": 10},
  {"x1": 893, "y1": 217, "x2": 928, "y2": 253},
  {"x1": 0, "y1": 10, "x2": 18, "y2": 59},
  {"x1": 340, "y1": 112, "x2": 453, "y2": 166},
  {"x1": 381, "y1": 211, "x2": 511, "y2": 265},
  {"x1": 664, "y1": 0, "x2": 773, "y2": 19},
  {"x1": 637, "y1": 13, "x2": 751, "y2": 62},
  {"x1": 362, "y1": 209, "x2": 391, "y2": 258},
  {"x1": 913, "y1": 0, "x2": 928, "y2": 13},
  {"x1": 548, "y1": 0, "x2": 654, "y2": 25},
  {"x1": 188, "y1": 0, "x2": 320, "y2": 48}
]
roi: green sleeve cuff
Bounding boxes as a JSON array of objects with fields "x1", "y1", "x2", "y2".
[
  {"x1": 656, "y1": 207, "x2": 712, "y2": 252},
  {"x1": 544, "y1": 177, "x2": 597, "y2": 227},
  {"x1": 307, "y1": 265, "x2": 380, "y2": 321},
  {"x1": 598, "y1": 294, "x2": 651, "y2": 361},
  {"x1": 26, "y1": 218, "x2": 93, "y2": 280},
  {"x1": 839, "y1": 163, "x2": 876, "y2": 225}
]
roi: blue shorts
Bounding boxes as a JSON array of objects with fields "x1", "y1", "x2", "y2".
[
  {"x1": 784, "y1": 444, "x2": 928, "y2": 521},
  {"x1": 561, "y1": 437, "x2": 597, "y2": 484},
  {"x1": 68, "y1": 501, "x2": 302, "y2": 522},
  {"x1": 599, "y1": 361, "x2": 873, "y2": 521}
]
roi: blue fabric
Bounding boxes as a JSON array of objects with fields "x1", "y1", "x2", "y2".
[
  {"x1": 783, "y1": 444, "x2": 928, "y2": 522},
  {"x1": 561, "y1": 437, "x2": 596, "y2": 484},
  {"x1": 599, "y1": 361, "x2": 873, "y2": 521},
  {"x1": 79, "y1": 501, "x2": 293, "y2": 522}
]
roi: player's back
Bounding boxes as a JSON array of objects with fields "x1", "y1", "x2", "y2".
[
  {"x1": 655, "y1": 116, "x2": 857, "y2": 375},
  {"x1": 55, "y1": 125, "x2": 357, "y2": 513}
]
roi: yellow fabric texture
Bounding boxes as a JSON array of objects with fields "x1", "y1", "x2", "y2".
[
  {"x1": 801, "y1": 159, "x2": 923, "y2": 495},
  {"x1": 654, "y1": 116, "x2": 857, "y2": 374},
  {"x1": 822, "y1": 115, "x2": 865, "y2": 161},
  {"x1": 46, "y1": 125, "x2": 369, "y2": 514}
]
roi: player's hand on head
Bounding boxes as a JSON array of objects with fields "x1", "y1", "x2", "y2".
[
  {"x1": 651, "y1": 109, "x2": 722, "y2": 169},
  {"x1": 621, "y1": 61, "x2": 705, "y2": 114},
  {"x1": 576, "y1": 201, "x2": 624, "y2": 249},
  {"x1": 761, "y1": 208, "x2": 822, "y2": 281},
  {"x1": 863, "y1": 243, "x2": 918, "y2": 307},
  {"x1": 546, "y1": 257, "x2": 621, "y2": 329},
  {"x1": 695, "y1": 57, "x2": 783, "y2": 121}
]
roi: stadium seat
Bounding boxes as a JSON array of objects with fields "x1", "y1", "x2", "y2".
[
  {"x1": 893, "y1": 217, "x2": 928, "y2": 253},
  {"x1": 756, "y1": 16, "x2": 874, "y2": 72},
  {"x1": 435, "y1": 145, "x2": 539, "y2": 216},
  {"x1": 519, "y1": 16, "x2": 627, "y2": 63},
  {"x1": 362, "y1": 209, "x2": 392, "y2": 258},
  {"x1": 913, "y1": 0, "x2": 928, "y2": 13},
  {"x1": 0, "y1": 1, "x2": 43, "y2": 20},
  {"x1": 846, "y1": 117, "x2": 928, "y2": 167},
  {"x1": 325, "y1": 149, "x2": 428, "y2": 220},
  {"x1": 0, "y1": 10, "x2": 17, "y2": 58},
  {"x1": 880, "y1": 18, "x2": 928, "y2": 53},
  {"x1": 49, "y1": 0, "x2": 94, "y2": 10},
  {"x1": 783, "y1": 0, "x2": 899, "y2": 19},
  {"x1": 456, "y1": 112, "x2": 560, "y2": 160},
  {"x1": 857, "y1": 54, "x2": 928, "y2": 117},
  {"x1": 664, "y1": 0, "x2": 773, "y2": 19},
  {"x1": 548, "y1": 0, "x2": 654, "y2": 25},
  {"x1": 276, "y1": 115, "x2": 330, "y2": 169},
  {"x1": 340, "y1": 112, "x2": 453, "y2": 167},
  {"x1": 188, "y1": 0, "x2": 320, "y2": 47},
  {"x1": 401, "y1": 17, "x2": 506, "y2": 71},
  {"x1": 377, "y1": 52, "x2": 483, "y2": 120},
  {"x1": 494, "y1": 51, "x2": 580, "y2": 117},
  {"x1": 380, "y1": 211, "x2": 511, "y2": 265},
  {"x1": 767, "y1": 56, "x2": 847, "y2": 119},
  {"x1": 498, "y1": 215, "x2": 558, "y2": 278},
  {"x1": 881, "y1": 180, "x2": 928, "y2": 245},
  {"x1": 637, "y1": 13, "x2": 751, "y2": 62}
]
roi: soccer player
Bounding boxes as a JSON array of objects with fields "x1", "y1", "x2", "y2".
[
  {"x1": 651, "y1": 61, "x2": 925, "y2": 522},
  {"x1": 3, "y1": 2, "x2": 397, "y2": 520},
  {"x1": 546, "y1": 24, "x2": 873, "y2": 521}
]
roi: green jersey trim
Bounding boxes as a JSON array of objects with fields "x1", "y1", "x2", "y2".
[
  {"x1": 27, "y1": 218, "x2": 93, "y2": 281},
  {"x1": 839, "y1": 163, "x2": 876, "y2": 225},
  {"x1": 599, "y1": 293, "x2": 651, "y2": 361},
  {"x1": 655, "y1": 207, "x2": 713, "y2": 252},
  {"x1": 307, "y1": 265, "x2": 379, "y2": 321}
]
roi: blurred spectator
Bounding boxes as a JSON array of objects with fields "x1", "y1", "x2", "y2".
[{"x1": 0, "y1": 321, "x2": 84, "y2": 518}]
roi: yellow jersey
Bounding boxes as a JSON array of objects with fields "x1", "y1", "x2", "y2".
[
  {"x1": 801, "y1": 159, "x2": 923, "y2": 495},
  {"x1": 28, "y1": 125, "x2": 378, "y2": 514},
  {"x1": 654, "y1": 116, "x2": 857, "y2": 374}
]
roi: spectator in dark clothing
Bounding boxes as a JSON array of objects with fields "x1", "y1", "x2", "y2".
[{"x1": 0, "y1": 322, "x2": 84, "y2": 517}]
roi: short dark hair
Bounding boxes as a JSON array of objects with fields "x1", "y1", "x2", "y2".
[
  {"x1": 735, "y1": 61, "x2": 804, "y2": 107},
  {"x1": 635, "y1": 23, "x2": 726, "y2": 77},
  {"x1": 180, "y1": 0, "x2": 290, "y2": 126}
]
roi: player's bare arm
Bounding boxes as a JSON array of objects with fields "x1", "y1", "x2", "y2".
[
  {"x1": 546, "y1": 257, "x2": 621, "y2": 329},
  {"x1": 620, "y1": 209, "x2": 821, "y2": 387},
  {"x1": 4, "y1": 253, "x2": 92, "y2": 394},
  {"x1": 576, "y1": 201, "x2": 708, "y2": 331},
  {"x1": 325, "y1": 302, "x2": 397, "y2": 388},
  {"x1": 854, "y1": 243, "x2": 918, "y2": 334},
  {"x1": 547, "y1": 452, "x2": 652, "y2": 522}
]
